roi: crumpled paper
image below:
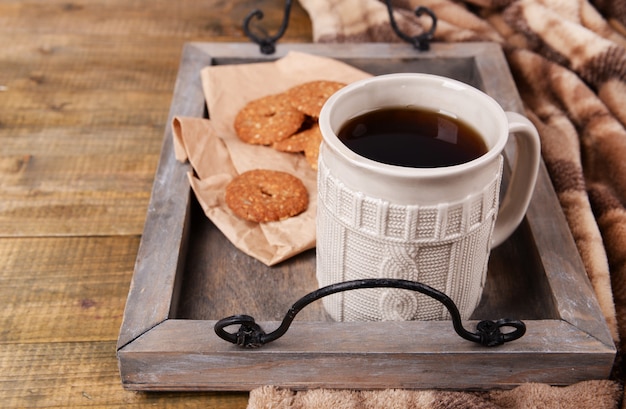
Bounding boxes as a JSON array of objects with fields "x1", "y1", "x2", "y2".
[{"x1": 172, "y1": 51, "x2": 370, "y2": 266}]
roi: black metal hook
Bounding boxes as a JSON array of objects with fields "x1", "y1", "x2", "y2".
[
  {"x1": 215, "y1": 278, "x2": 526, "y2": 348},
  {"x1": 385, "y1": 1, "x2": 437, "y2": 51},
  {"x1": 243, "y1": 0, "x2": 293, "y2": 55}
]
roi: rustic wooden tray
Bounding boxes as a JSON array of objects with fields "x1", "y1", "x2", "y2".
[{"x1": 117, "y1": 42, "x2": 616, "y2": 391}]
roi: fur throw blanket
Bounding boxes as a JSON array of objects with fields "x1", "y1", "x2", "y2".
[
  {"x1": 249, "y1": 381, "x2": 622, "y2": 409},
  {"x1": 248, "y1": 0, "x2": 626, "y2": 407}
]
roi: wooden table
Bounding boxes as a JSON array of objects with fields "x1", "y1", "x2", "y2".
[{"x1": 0, "y1": 1, "x2": 311, "y2": 407}]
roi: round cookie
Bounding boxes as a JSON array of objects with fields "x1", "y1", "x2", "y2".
[
  {"x1": 225, "y1": 169, "x2": 309, "y2": 223},
  {"x1": 286, "y1": 80, "x2": 347, "y2": 118},
  {"x1": 234, "y1": 94, "x2": 305, "y2": 145}
]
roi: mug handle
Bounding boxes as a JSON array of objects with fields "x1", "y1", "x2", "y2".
[{"x1": 491, "y1": 111, "x2": 541, "y2": 248}]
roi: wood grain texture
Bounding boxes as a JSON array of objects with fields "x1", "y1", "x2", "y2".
[
  {"x1": 0, "y1": 0, "x2": 311, "y2": 238},
  {"x1": 0, "y1": 0, "x2": 312, "y2": 407},
  {"x1": 0, "y1": 236, "x2": 137, "y2": 343},
  {"x1": 0, "y1": 341, "x2": 248, "y2": 408},
  {"x1": 119, "y1": 320, "x2": 614, "y2": 391}
]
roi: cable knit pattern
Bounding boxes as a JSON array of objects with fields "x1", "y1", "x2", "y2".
[{"x1": 316, "y1": 155, "x2": 502, "y2": 321}]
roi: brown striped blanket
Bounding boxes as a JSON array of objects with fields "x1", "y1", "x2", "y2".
[{"x1": 247, "y1": 0, "x2": 626, "y2": 408}]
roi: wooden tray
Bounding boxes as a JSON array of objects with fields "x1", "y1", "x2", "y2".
[{"x1": 117, "y1": 42, "x2": 616, "y2": 391}]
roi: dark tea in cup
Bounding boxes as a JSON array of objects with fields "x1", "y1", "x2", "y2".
[{"x1": 337, "y1": 106, "x2": 488, "y2": 168}]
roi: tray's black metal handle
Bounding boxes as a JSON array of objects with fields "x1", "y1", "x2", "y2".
[
  {"x1": 214, "y1": 278, "x2": 526, "y2": 348},
  {"x1": 243, "y1": 0, "x2": 293, "y2": 55},
  {"x1": 242, "y1": 0, "x2": 437, "y2": 54}
]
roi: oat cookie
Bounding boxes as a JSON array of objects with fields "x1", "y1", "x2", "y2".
[
  {"x1": 304, "y1": 125, "x2": 323, "y2": 170},
  {"x1": 234, "y1": 94, "x2": 305, "y2": 145},
  {"x1": 286, "y1": 80, "x2": 347, "y2": 118},
  {"x1": 225, "y1": 169, "x2": 309, "y2": 223},
  {"x1": 272, "y1": 122, "x2": 319, "y2": 153}
]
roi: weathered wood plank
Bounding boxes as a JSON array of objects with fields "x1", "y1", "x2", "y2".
[
  {"x1": 0, "y1": 154, "x2": 156, "y2": 236},
  {"x1": 0, "y1": 341, "x2": 248, "y2": 408},
  {"x1": 117, "y1": 42, "x2": 210, "y2": 349},
  {"x1": 118, "y1": 319, "x2": 615, "y2": 391},
  {"x1": 1, "y1": 127, "x2": 164, "y2": 157},
  {"x1": 0, "y1": 236, "x2": 138, "y2": 343},
  {"x1": 0, "y1": 0, "x2": 311, "y2": 41}
]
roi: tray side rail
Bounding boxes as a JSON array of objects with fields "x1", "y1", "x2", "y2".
[{"x1": 117, "y1": 43, "x2": 213, "y2": 350}]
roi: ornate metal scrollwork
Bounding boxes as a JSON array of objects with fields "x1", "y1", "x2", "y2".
[
  {"x1": 243, "y1": 0, "x2": 293, "y2": 55},
  {"x1": 242, "y1": 0, "x2": 437, "y2": 54},
  {"x1": 384, "y1": 1, "x2": 437, "y2": 51}
]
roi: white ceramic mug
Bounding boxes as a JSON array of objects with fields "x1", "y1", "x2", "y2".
[{"x1": 316, "y1": 73, "x2": 540, "y2": 321}]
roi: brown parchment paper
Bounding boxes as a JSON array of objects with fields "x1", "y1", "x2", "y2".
[{"x1": 172, "y1": 52, "x2": 371, "y2": 266}]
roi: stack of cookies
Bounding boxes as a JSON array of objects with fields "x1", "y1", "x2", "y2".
[
  {"x1": 224, "y1": 80, "x2": 346, "y2": 223},
  {"x1": 233, "y1": 80, "x2": 346, "y2": 170}
]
